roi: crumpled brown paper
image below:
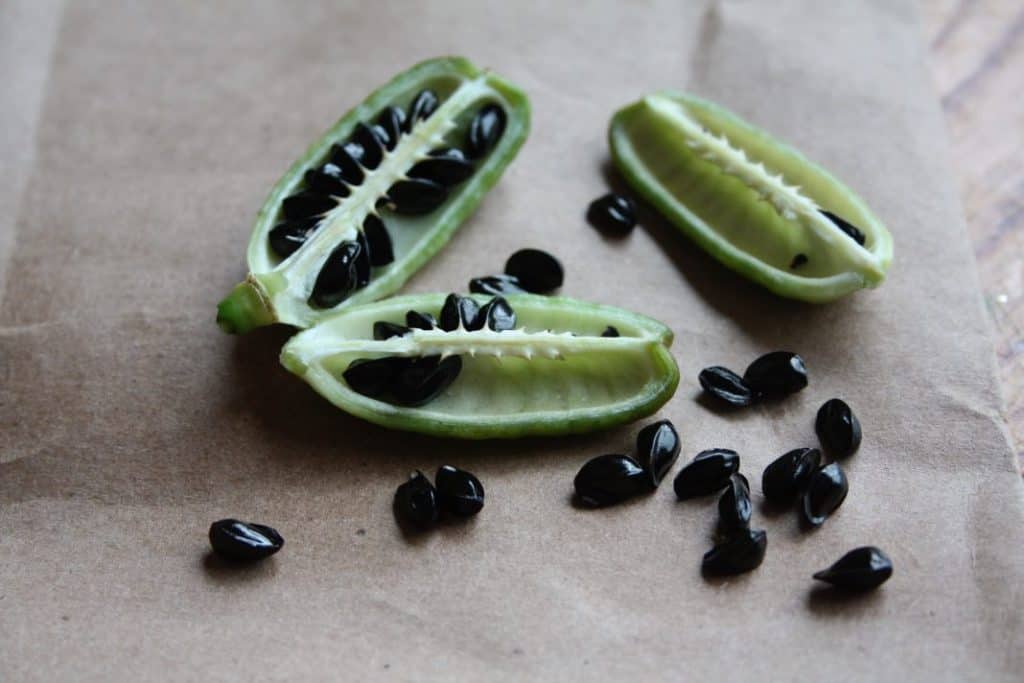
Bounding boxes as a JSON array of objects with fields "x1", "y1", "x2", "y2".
[{"x1": 2, "y1": 1, "x2": 1021, "y2": 680}]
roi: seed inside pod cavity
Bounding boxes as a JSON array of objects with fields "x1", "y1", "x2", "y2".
[
  {"x1": 820, "y1": 210, "x2": 867, "y2": 246},
  {"x1": 440, "y1": 293, "x2": 482, "y2": 331},
  {"x1": 309, "y1": 240, "x2": 362, "y2": 309},
  {"x1": 790, "y1": 253, "x2": 808, "y2": 269},
  {"x1": 394, "y1": 470, "x2": 440, "y2": 528},
  {"x1": 329, "y1": 143, "x2": 365, "y2": 185},
  {"x1": 405, "y1": 89, "x2": 439, "y2": 132},
  {"x1": 587, "y1": 193, "x2": 637, "y2": 235},
  {"x1": 717, "y1": 473, "x2": 752, "y2": 535},
  {"x1": 504, "y1": 248, "x2": 564, "y2": 294},
  {"x1": 573, "y1": 453, "x2": 650, "y2": 507},
  {"x1": 698, "y1": 366, "x2": 756, "y2": 407},
  {"x1": 405, "y1": 309, "x2": 437, "y2": 330},
  {"x1": 269, "y1": 217, "x2": 320, "y2": 259},
  {"x1": 362, "y1": 214, "x2": 394, "y2": 266},
  {"x1": 761, "y1": 447, "x2": 821, "y2": 505},
  {"x1": 601, "y1": 326, "x2": 620, "y2": 338},
  {"x1": 350, "y1": 122, "x2": 384, "y2": 169},
  {"x1": 391, "y1": 355, "x2": 463, "y2": 406},
  {"x1": 208, "y1": 519, "x2": 284, "y2": 563},
  {"x1": 409, "y1": 148, "x2": 474, "y2": 186},
  {"x1": 354, "y1": 229, "x2": 372, "y2": 288},
  {"x1": 702, "y1": 528, "x2": 767, "y2": 576},
  {"x1": 815, "y1": 398, "x2": 862, "y2": 458},
  {"x1": 282, "y1": 191, "x2": 337, "y2": 220},
  {"x1": 813, "y1": 546, "x2": 893, "y2": 591},
  {"x1": 742, "y1": 351, "x2": 808, "y2": 397},
  {"x1": 479, "y1": 296, "x2": 517, "y2": 331},
  {"x1": 802, "y1": 463, "x2": 848, "y2": 527},
  {"x1": 388, "y1": 178, "x2": 449, "y2": 215},
  {"x1": 373, "y1": 321, "x2": 410, "y2": 340},
  {"x1": 376, "y1": 106, "x2": 406, "y2": 151},
  {"x1": 467, "y1": 103, "x2": 507, "y2": 159},
  {"x1": 469, "y1": 274, "x2": 527, "y2": 296},
  {"x1": 342, "y1": 356, "x2": 412, "y2": 399},
  {"x1": 674, "y1": 448, "x2": 740, "y2": 500},
  {"x1": 435, "y1": 465, "x2": 485, "y2": 517},
  {"x1": 635, "y1": 419, "x2": 680, "y2": 487},
  {"x1": 303, "y1": 166, "x2": 350, "y2": 197}
]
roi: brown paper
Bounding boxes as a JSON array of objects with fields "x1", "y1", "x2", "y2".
[{"x1": 2, "y1": 1, "x2": 1022, "y2": 679}]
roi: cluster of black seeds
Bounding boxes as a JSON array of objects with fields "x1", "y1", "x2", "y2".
[
  {"x1": 699, "y1": 351, "x2": 808, "y2": 408},
  {"x1": 470, "y1": 248, "x2": 564, "y2": 296},
  {"x1": 394, "y1": 466, "x2": 485, "y2": 528},
  {"x1": 573, "y1": 420, "x2": 680, "y2": 507}
]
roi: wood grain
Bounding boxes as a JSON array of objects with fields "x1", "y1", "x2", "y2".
[{"x1": 921, "y1": 0, "x2": 1024, "y2": 469}]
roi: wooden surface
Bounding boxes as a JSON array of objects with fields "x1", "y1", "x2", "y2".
[{"x1": 922, "y1": 0, "x2": 1024, "y2": 469}]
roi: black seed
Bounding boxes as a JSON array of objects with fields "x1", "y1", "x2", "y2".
[
  {"x1": 309, "y1": 241, "x2": 362, "y2": 309},
  {"x1": 388, "y1": 178, "x2": 448, "y2": 215},
  {"x1": 376, "y1": 106, "x2": 405, "y2": 151},
  {"x1": 469, "y1": 274, "x2": 527, "y2": 296},
  {"x1": 699, "y1": 366, "x2": 756, "y2": 407},
  {"x1": 761, "y1": 447, "x2": 822, "y2": 505},
  {"x1": 373, "y1": 321, "x2": 410, "y2": 340},
  {"x1": 821, "y1": 210, "x2": 867, "y2": 246},
  {"x1": 406, "y1": 89, "x2": 439, "y2": 131},
  {"x1": 329, "y1": 143, "x2": 365, "y2": 185},
  {"x1": 343, "y1": 356, "x2": 412, "y2": 399},
  {"x1": 304, "y1": 167, "x2": 350, "y2": 197},
  {"x1": 350, "y1": 122, "x2": 383, "y2": 169},
  {"x1": 479, "y1": 296, "x2": 517, "y2": 331},
  {"x1": 281, "y1": 191, "x2": 337, "y2": 220},
  {"x1": 354, "y1": 228, "x2": 372, "y2": 288},
  {"x1": 504, "y1": 248, "x2": 564, "y2": 294},
  {"x1": 405, "y1": 309, "x2": 437, "y2": 330},
  {"x1": 718, "y1": 473, "x2": 753, "y2": 535},
  {"x1": 435, "y1": 465, "x2": 485, "y2": 517},
  {"x1": 362, "y1": 214, "x2": 394, "y2": 266},
  {"x1": 268, "y1": 218, "x2": 320, "y2": 259},
  {"x1": 702, "y1": 528, "x2": 767, "y2": 576},
  {"x1": 391, "y1": 355, "x2": 462, "y2": 407},
  {"x1": 635, "y1": 419, "x2": 680, "y2": 488},
  {"x1": 742, "y1": 351, "x2": 808, "y2": 397},
  {"x1": 815, "y1": 398, "x2": 862, "y2": 458},
  {"x1": 802, "y1": 463, "x2": 848, "y2": 527},
  {"x1": 587, "y1": 193, "x2": 637, "y2": 234},
  {"x1": 813, "y1": 546, "x2": 893, "y2": 591},
  {"x1": 394, "y1": 470, "x2": 439, "y2": 528},
  {"x1": 467, "y1": 103, "x2": 506, "y2": 159},
  {"x1": 573, "y1": 453, "x2": 650, "y2": 507},
  {"x1": 439, "y1": 293, "x2": 482, "y2": 331},
  {"x1": 601, "y1": 326, "x2": 620, "y2": 338},
  {"x1": 409, "y1": 147, "x2": 474, "y2": 186},
  {"x1": 790, "y1": 253, "x2": 808, "y2": 269},
  {"x1": 673, "y1": 448, "x2": 740, "y2": 500},
  {"x1": 371, "y1": 124, "x2": 392, "y2": 151},
  {"x1": 209, "y1": 519, "x2": 284, "y2": 563}
]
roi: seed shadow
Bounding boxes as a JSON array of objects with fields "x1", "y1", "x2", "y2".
[
  {"x1": 806, "y1": 585, "x2": 887, "y2": 616},
  {"x1": 201, "y1": 551, "x2": 279, "y2": 584},
  {"x1": 758, "y1": 497, "x2": 795, "y2": 520},
  {"x1": 567, "y1": 489, "x2": 655, "y2": 511}
]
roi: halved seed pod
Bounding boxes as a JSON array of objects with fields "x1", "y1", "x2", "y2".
[
  {"x1": 609, "y1": 92, "x2": 893, "y2": 302},
  {"x1": 280, "y1": 293, "x2": 679, "y2": 439},
  {"x1": 217, "y1": 56, "x2": 531, "y2": 333}
]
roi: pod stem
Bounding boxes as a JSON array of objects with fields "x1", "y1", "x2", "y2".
[{"x1": 216, "y1": 277, "x2": 276, "y2": 334}]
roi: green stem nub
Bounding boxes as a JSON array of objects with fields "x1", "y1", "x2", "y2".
[{"x1": 216, "y1": 280, "x2": 276, "y2": 334}]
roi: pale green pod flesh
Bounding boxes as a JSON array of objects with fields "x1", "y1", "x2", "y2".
[
  {"x1": 609, "y1": 91, "x2": 893, "y2": 302},
  {"x1": 280, "y1": 294, "x2": 680, "y2": 439},
  {"x1": 217, "y1": 57, "x2": 530, "y2": 333}
]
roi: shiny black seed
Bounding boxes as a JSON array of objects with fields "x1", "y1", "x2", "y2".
[
  {"x1": 802, "y1": 463, "x2": 848, "y2": 527},
  {"x1": 761, "y1": 447, "x2": 822, "y2": 505},
  {"x1": 718, "y1": 474, "x2": 753, "y2": 535},
  {"x1": 405, "y1": 309, "x2": 437, "y2": 330},
  {"x1": 813, "y1": 546, "x2": 893, "y2": 591},
  {"x1": 439, "y1": 293, "x2": 482, "y2": 331},
  {"x1": 209, "y1": 519, "x2": 284, "y2": 563},
  {"x1": 391, "y1": 355, "x2": 462, "y2": 407},
  {"x1": 821, "y1": 210, "x2": 867, "y2": 245},
  {"x1": 281, "y1": 191, "x2": 337, "y2": 220},
  {"x1": 343, "y1": 356, "x2": 412, "y2": 399},
  {"x1": 371, "y1": 124, "x2": 392, "y2": 151},
  {"x1": 673, "y1": 448, "x2": 740, "y2": 500},
  {"x1": 636, "y1": 419, "x2": 681, "y2": 487},
  {"x1": 409, "y1": 147, "x2": 474, "y2": 186},
  {"x1": 699, "y1": 366, "x2": 756, "y2": 407},
  {"x1": 388, "y1": 178, "x2": 448, "y2": 215},
  {"x1": 790, "y1": 253, "x2": 808, "y2": 269},
  {"x1": 268, "y1": 218, "x2": 319, "y2": 259},
  {"x1": 742, "y1": 351, "x2": 808, "y2": 397},
  {"x1": 329, "y1": 143, "x2": 365, "y2": 184},
  {"x1": 376, "y1": 106, "x2": 405, "y2": 151},
  {"x1": 468, "y1": 274, "x2": 527, "y2": 296},
  {"x1": 702, "y1": 528, "x2": 767, "y2": 576},
  {"x1": 362, "y1": 214, "x2": 394, "y2": 266},
  {"x1": 304, "y1": 167, "x2": 350, "y2": 197},
  {"x1": 373, "y1": 321, "x2": 410, "y2": 340},
  {"x1": 587, "y1": 193, "x2": 637, "y2": 234},
  {"x1": 815, "y1": 398, "x2": 862, "y2": 458},
  {"x1": 350, "y1": 122, "x2": 383, "y2": 169},
  {"x1": 573, "y1": 454, "x2": 650, "y2": 507},
  {"x1": 394, "y1": 470, "x2": 439, "y2": 528},
  {"x1": 479, "y1": 296, "x2": 516, "y2": 331},
  {"x1": 601, "y1": 326, "x2": 620, "y2": 338},
  {"x1": 467, "y1": 104, "x2": 507, "y2": 159},
  {"x1": 435, "y1": 465, "x2": 485, "y2": 517},
  {"x1": 309, "y1": 241, "x2": 362, "y2": 308},
  {"x1": 406, "y1": 89, "x2": 439, "y2": 131},
  {"x1": 354, "y1": 228, "x2": 372, "y2": 288},
  {"x1": 504, "y1": 248, "x2": 564, "y2": 294}
]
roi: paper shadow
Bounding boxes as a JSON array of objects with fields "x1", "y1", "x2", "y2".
[
  {"x1": 806, "y1": 585, "x2": 886, "y2": 616},
  {"x1": 201, "y1": 551, "x2": 279, "y2": 584}
]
